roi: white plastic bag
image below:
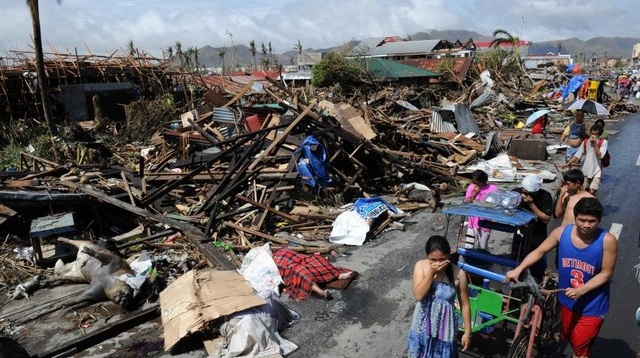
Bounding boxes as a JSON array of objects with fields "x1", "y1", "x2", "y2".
[
  {"x1": 238, "y1": 243, "x2": 283, "y2": 295},
  {"x1": 329, "y1": 210, "x2": 371, "y2": 246}
]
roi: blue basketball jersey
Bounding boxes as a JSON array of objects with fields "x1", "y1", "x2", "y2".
[{"x1": 557, "y1": 225, "x2": 609, "y2": 317}]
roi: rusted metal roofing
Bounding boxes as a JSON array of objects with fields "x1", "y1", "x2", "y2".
[
  {"x1": 474, "y1": 40, "x2": 531, "y2": 49},
  {"x1": 197, "y1": 75, "x2": 273, "y2": 93},
  {"x1": 399, "y1": 57, "x2": 473, "y2": 83}
]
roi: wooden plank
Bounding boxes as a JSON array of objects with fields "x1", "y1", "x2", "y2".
[
  {"x1": 246, "y1": 99, "x2": 317, "y2": 172},
  {"x1": 223, "y1": 221, "x2": 289, "y2": 245},
  {"x1": 222, "y1": 81, "x2": 254, "y2": 107},
  {"x1": 60, "y1": 181, "x2": 235, "y2": 270},
  {"x1": 235, "y1": 194, "x2": 299, "y2": 223}
]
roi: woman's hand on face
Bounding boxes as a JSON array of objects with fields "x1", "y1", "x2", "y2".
[{"x1": 428, "y1": 260, "x2": 450, "y2": 276}]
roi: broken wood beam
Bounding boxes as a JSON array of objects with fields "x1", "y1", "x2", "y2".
[
  {"x1": 60, "y1": 181, "x2": 235, "y2": 270},
  {"x1": 33, "y1": 304, "x2": 160, "y2": 358},
  {"x1": 247, "y1": 99, "x2": 317, "y2": 172},
  {"x1": 234, "y1": 194, "x2": 299, "y2": 222},
  {"x1": 223, "y1": 221, "x2": 289, "y2": 245}
]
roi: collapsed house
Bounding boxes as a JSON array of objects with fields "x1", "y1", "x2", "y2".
[{"x1": 0, "y1": 44, "x2": 636, "y2": 357}]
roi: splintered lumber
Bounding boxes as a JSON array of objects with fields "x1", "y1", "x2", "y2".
[
  {"x1": 60, "y1": 181, "x2": 235, "y2": 270},
  {"x1": 223, "y1": 221, "x2": 289, "y2": 245},
  {"x1": 247, "y1": 99, "x2": 317, "y2": 172},
  {"x1": 222, "y1": 221, "x2": 335, "y2": 249},
  {"x1": 235, "y1": 194, "x2": 299, "y2": 222}
]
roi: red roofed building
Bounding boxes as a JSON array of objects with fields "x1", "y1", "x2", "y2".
[{"x1": 474, "y1": 40, "x2": 532, "y2": 53}]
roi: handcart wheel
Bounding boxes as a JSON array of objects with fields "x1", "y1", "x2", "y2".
[{"x1": 505, "y1": 330, "x2": 533, "y2": 358}]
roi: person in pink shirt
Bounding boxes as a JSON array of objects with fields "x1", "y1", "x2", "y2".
[{"x1": 463, "y1": 170, "x2": 498, "y2": 250}]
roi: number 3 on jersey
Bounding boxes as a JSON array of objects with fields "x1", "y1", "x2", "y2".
[{"x1": 571, "y1": 269, "x2": 584, "y2": 287}]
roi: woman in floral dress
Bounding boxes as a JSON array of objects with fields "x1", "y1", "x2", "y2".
[{"x1": 407, "y1": 236, "x2": 472, "y2": 357}]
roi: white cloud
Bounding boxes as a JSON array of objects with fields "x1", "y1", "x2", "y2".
[{"x1": 1, "y1": 0, "x2": 638, "y2": 58}]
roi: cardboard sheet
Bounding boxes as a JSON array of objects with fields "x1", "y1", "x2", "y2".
[{"x1": 160, "y1": 269, "x2": 266, "y2": 351}]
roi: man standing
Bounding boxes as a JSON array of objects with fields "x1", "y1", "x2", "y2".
[
  {"x1": 555, "y1": 169, "x2": 594, "y2": 226},
  {"x1": 506, "y1": 197, "x2": 618, "y2": 358},
  {"x1": 511, "y1": 174, "x2": 553, "y2": 281},
  {"x1": 561, "y1": 125, "x2": 608, "y2": 195}
]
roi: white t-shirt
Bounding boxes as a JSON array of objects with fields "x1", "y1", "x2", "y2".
[{"x1": 573, "y1": 139, "x2": 608, "y2": 178}]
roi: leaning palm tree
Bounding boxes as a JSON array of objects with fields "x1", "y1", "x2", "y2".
[
  {"x1": 249, "y1": 40, "x2": 257, "y2": 71},
  {"x1": 25, "y1": 0, "x2": 59, "y2": 137},
  {"x1": 489, "y1": 28, "x2": 519, "y2": 49}
]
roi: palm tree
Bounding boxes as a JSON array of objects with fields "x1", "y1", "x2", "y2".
[
  {"x1": 126, "y1": 40, "x2": 136, "y2": 57},
  {"x1": 25, "y1": 0, "x2": 59, "y2": 137},
  {"x1": 192, "y1": 47, "x2": 199, "y2": 73},
  {"x1": 556, "y1": 42, "x2": 563, "y2": 55},
  {"x1": 268, "y1": 41, "x2": 275, "y2": 68},
  {"x1": 163, "y1": 45, "x2": 174, "y2": 61},
  {"x1": 218, "y1": 47, "x2": 227, "y2": 75},
  {"x1": 183, "y1": 47, "x2": 194, "y2": 71},
  {"x1": 261, "y1": 42, "x2": 268, "y2": 70},
  {"x1": 226, "y1": 30, "x2": 236, "y2": 74},
  {"x1": 489, "y1": 29, "x2": 519, "y2": 49},
  {"x1": 249, "y1": 40, "x2": 257, "y2": 71},
  {"x1": 174, "y1": 41, "x2": 183, "y2": 70},
  {"x1": 293, "y1": 39, "x2": 303, "y2": 70}
]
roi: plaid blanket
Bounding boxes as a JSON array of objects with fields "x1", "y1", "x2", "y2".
[{"x1": 273, "y1": 248, "x2": 348, "y2": 301}]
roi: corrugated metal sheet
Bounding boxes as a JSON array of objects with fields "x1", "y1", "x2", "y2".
[
  {"x1": 452, "y1": 103, "x2": 480, "y2": 134},
  {"x1": 431, "y1": 103, "x2": 480, "y2": 135},
  {"x1": 430, "y1": 111, "x2": 457, "y2": 133},
  {"x1": 212, "y1": 107, "x2": 236, "y2": 124},
  {"x1": 197, "y1": 75, "x2": 272, "y2": 94},
  {"x1": 354, "y1": 58, "x2": 440, "y2": 80},
  {"x1": 279, "y1": 71, "x2": 313, "y2": 81},
  {"x1": 470, "y1": 91, "x2": 494, "y2": 109},
  {"x1": 368, "y1": 39, "x2": 443, "y2": 56},
  {"x1": 400, "y1": 57, "x2": 473, "y2": 83}
]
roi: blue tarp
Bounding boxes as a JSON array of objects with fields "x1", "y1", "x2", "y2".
[
  {"x1": 353, "y1": 197, "x2": 399, "y2": 219},
  {"x1": 442, "y1": 203, "x2": 536, "y2": 227},
  {"x1": 295, "y1": 135, "x2": 332, "y2": 188},
  {"x1": 561, "y1": 75, "x2": 586, "y2": 99}
]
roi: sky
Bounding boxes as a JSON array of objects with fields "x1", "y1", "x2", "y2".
[{"x1": 2, "y1": 0, "x2": 639, "y2": 59}]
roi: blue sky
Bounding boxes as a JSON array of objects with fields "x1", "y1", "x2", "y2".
[{"x1": 1, "y1": 0, "x2": 639, "y2": 58}]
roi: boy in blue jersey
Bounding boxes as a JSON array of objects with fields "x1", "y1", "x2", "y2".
[{"x1": 505, "y1": 197, "x2": 618, "y2": 358}]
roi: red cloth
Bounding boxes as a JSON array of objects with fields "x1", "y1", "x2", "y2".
[
  {"x1": 532, "y1": 117, "x2": 546, "y2": 134},
  {"x1": 273, "y1": 248, "x2": 348, "y2": 301}
]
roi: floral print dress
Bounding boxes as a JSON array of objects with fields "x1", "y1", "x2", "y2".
[{"x1": 407, "y1": 280, "x2": 458, "y2": 358}]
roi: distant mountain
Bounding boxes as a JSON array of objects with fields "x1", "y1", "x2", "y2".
[
  {"x1": 196, "y1": 30, "x2": 640, "y2": 69},
  {"x1": 528, "y1": 37, "x2": 638, "y2": 58}
]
